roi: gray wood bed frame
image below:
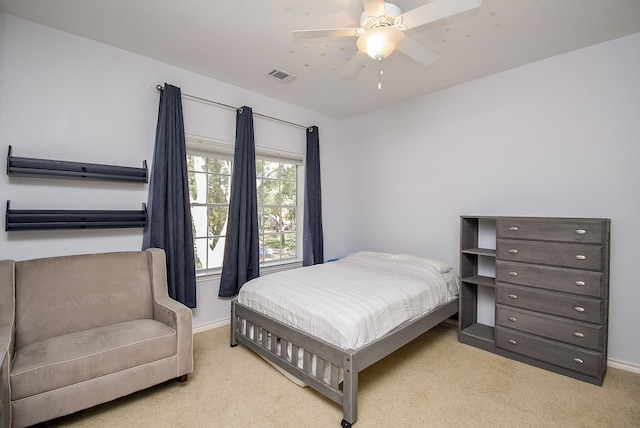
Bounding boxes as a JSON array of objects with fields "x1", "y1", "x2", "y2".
[{"x1": 230, "y1": 297, "x2": 458, "y2": 427}]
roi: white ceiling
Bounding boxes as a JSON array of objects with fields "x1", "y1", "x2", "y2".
[{"x1": 1, "y1": 0, "x2": 639, "y2": 119}]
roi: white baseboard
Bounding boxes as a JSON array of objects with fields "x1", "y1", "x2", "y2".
[
  {"x1": 608, "y1": 358, "x2": 640, "y2": 374},
  {"x1": 193, "y1": 318, "x2": 230, "y2": 334},
  {"x1": 192, "y1": 317, "x2": 640, "y2": 375}
]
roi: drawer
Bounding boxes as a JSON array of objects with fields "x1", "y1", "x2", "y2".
[
  {"x1": 496, "y1": 239, "x2": 603, "y2": 271},
  {"x1": 496, "y1": 261, "x2": 604, "y2": 298},
  {"x1": 496, "y1": 218, "x2": 607, "y2": 244},
  {"x1": 496, "y1": 327, "x2": 604, "y2": 377},
  {"x1": 496, "y1": 305, "x2": 603, "y2": 350},
  {"x1": 496, "y1": 284, "x2": 603, "y2": 323}
]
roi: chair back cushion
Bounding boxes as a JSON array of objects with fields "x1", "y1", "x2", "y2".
[{"x1": 15, "y1": 251, "x2": 153, "y2": 349}]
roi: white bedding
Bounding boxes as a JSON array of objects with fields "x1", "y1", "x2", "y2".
[{"x1": 237, "y1": 251, "x2": 459, "y2": 350}]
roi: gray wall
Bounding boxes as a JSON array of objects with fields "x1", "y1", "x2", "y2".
[{"x1": 340, "y1": 33, "x2": 640, "y2": 366}]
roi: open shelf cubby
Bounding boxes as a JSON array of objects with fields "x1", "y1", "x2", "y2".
[{"x1": 459, "y1": 216, "x2": 497, "y2": 352}]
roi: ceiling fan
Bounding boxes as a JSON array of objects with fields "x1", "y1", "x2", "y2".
[{"x1": 293, "y1": 0, "x2": 482, "y2": 77}]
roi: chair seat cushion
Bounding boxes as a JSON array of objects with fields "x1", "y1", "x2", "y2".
[{"x1": 10, "y1": 319, "x2": 176, "y2": 400}]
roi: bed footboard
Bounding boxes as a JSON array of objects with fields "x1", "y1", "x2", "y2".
[
  {"x1": 230, "y1": 298, "x2": 459, "y2": 426},
  {"x1": 231, "y1": 301, "x2": 358, "y2": 425}
]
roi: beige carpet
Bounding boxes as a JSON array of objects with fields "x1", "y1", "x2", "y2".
[{"x1": 37, "y1": 322, "x2": 640, "y2": 428}]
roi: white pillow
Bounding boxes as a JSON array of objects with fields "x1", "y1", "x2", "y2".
[
  {"x1": 390, "y1": 253, "x2": 453, "y2": 274},
  {"x1": 346, "y1": 251, "x2": 453, "y2": 274}
]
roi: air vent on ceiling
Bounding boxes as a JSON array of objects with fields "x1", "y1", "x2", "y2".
[{"x1": 266, "y1": 67, "x2": 297, "y2": 83}]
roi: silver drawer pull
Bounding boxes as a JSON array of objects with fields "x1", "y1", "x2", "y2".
[
  {"x1": 508, "y1": 294, "x2": 518, "y2": 299},
  {"x1": 575, "y1": 280, "x2": 586, "y2": 286},
  {"x1": 573, "y1": 358, "x2": 584, "y2": 364},
  {"x1": 508, "y1": 339, "x2": 517, "y2": 345},
  {"x1": 574, "y1": 332, "x2": 585, "y2": 338},
  {"x1": 509, "y1": 249, "x2": 518, "y2": 254},
  {"x1": 575, "y1": 229, "x2": 586, "y2": 235},
  {"x1": 575, "y1": 255, "x2": 586, "y2": 260},
  {"x1": 509, "y1": 226, "x2": 519, "y2": 231},
  {"x1": 509, "y1": 271, "x2": 518, "y2": 277},
  {"x1": 574, "y1": 306, "x2": 585, "y2": 313},
  {"x1": 508, "y1": 316, "x2": 517, "y2": 322}
]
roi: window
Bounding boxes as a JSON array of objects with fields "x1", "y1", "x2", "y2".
[
  {"x1": 188, "y1": 154, "x2": 231, "y2": 275},
  {"x1": 256, "y1": 159, "x2": 298, "y2": 264},
  {"x1": 187, "y1": 140, "x2": 302, "y2": 276}
]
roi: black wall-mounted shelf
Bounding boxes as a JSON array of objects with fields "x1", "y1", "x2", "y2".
[
  {"x1": 5, "y1": 201, "x2": 147, "y2": 231},
  {"x1": 7, "y1": 146, "x2": 148, "y2": 183}
]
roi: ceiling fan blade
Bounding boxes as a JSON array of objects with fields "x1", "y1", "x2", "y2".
[
  {"x1": 292, "y1": 28, "x2": 359, "y2": 41},
  {"x1": 361, "y1": 0, "x2": 387, "y2": 17},
  {"x1": 396, "y1": 36, "x2": 440, "y2": 68},
  {"x1": 342, "y1": 51, "x2": 368, "y2": 78},
  {"x1": 400, "y1": 0, "x2": 482, "y2": 30}
]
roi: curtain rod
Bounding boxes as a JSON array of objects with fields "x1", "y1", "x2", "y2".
[{"x1": 156, "y1": 84, "x2": 311, "y2": 131}]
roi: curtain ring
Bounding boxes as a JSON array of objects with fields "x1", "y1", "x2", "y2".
[{"x1": 237, "y1": 107, "x2": 243, "y2": 114}]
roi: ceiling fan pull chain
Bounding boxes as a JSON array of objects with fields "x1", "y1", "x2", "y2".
[{"x1": 378, "y1": 58, "x2": 384, "y2": 90}]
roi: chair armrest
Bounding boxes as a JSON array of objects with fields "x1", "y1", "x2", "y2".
[
  {"x1": 146, "y1": 249, "x2": 193, "y2": 377},
  {"x1": 1, "y1": 324, "x2": 13, "y2": 428},
  {"x1": 0, "y1": 259, "x2": 15, "y2": 428}
]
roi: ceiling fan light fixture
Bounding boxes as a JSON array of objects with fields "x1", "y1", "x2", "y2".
[{"x1": 356, "y1": 26, "x2": 404, "y2": 60}]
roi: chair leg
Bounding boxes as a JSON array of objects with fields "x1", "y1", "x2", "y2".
[{"x1": 177, "y1": 374, "x2": 188, "y2": 382}]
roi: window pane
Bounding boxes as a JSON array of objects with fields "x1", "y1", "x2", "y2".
[
  {"x1": 263, "y1": 208, "x2": 281, "y2": 233},
  {"x1": 262, "y1": 160, "x2": 280, "y2": 179},
  {"x1": 269, "y1": 249, "x2": 282, "y2": 262},
  {"x1": 207, "y1": 237, "x2": 225, "y2": 270},
  {"x1": 256, "y1": 159, "x2": 264, "y2": 177},
  {"x1": 189, "y1": 171, "x2": 207, "y2": 204},
  {"x1": 193, "y1": 237, "x2": 208, "y2": 271},
  {"x1": 282, "y1": 163, "x2": 296, "y2": 181},
  {"x1": 256, "y1": 177, "x2": 264, "y2": 205},
  {"x1": 206, "y1": 158, "x2": 230, "y2": 175},
  {"x1": 259, "y1": 237, "x2": 268, "y2": 263},
  {"x1": 281, "y1": 208, "x2": 296, "y2": 232},
  {"x1": 208, "y1": 174, "x2": 230, "y2": 204},
  {"x1": 258, "y1": 207, "x2": 265, "y2": 230},
  {"x1": 263, "y1": 233, "x2": 282, "y2": 262},
  {"x1": 191, "y1": 206, "x2": 208, "y2": 238},
  {"x1": 208, "y1": 206, "x2": 228, "y2": 237},
  {"x1": 283, "y1": 233, "x2": 296, "y2": 259},
  {"x1": 188, "y1": 155, "x2": 207, "y2": 173},
  {"x1": 262, "y1": 179, "x2": 281, "y2": 205},
  {"x1": 281, "y1": 180, "x2": 296, "y2": 206}
]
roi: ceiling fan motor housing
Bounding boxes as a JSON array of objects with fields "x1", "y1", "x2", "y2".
[{"x1": 360, "y1": 2, "x2": 402, "y2": 29}]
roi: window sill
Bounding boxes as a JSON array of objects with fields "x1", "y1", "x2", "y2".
[
  {"x1": 261, "y1": 260, "x2": 303, "y2": 275},
  {"x1": 195, "y1": 260, "x2": 303, "y2": 282}
]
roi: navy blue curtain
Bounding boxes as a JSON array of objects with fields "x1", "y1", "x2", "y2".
[
  {"x1": 303, "y1": 126, "x2": 324, "y2": 266},
  {"x1": 219, "y1": 106, "x2": 260, "y2": 297},
  {"x1": 143, "y1": 83, "x2": 197, "y2": 308}
]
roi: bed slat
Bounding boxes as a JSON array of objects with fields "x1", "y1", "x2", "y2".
[{"x1": 330, "y1": 363, "x2": 339, "y2": 388}]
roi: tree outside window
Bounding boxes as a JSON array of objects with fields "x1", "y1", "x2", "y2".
[{"x1": 188, "y1": 154, "x2": 298, "y2": 275}]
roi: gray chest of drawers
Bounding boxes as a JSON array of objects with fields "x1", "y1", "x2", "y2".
[{"x1": 459, "y1": 216, "x2": 610, "y2": 385}]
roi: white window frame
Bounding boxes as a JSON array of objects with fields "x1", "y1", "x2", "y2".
[{"x1": 186, "y1": 134, "x2": 304, "y2": 279}]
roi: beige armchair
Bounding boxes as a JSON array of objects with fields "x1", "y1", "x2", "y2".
[{"x1": 0, "y1": 248, "x2": 193, "y2": 428}]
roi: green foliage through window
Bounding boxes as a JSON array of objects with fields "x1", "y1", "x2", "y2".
[{"x1": 188, "y1": 154, "x2": 298, "y2": 274}]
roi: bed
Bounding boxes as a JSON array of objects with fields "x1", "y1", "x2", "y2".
[{"x1": 230, "y1": 251, "x2": 460, "y2": 427}]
